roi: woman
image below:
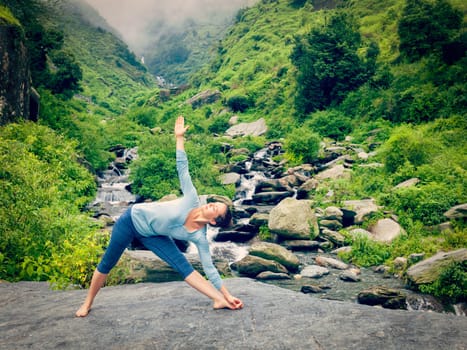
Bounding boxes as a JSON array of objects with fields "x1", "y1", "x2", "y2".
[{"x1": 76, "y1": 116, "x2": 243, "y2": 317}]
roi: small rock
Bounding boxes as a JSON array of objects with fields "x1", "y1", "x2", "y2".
[
  {"x1": 300, "y1": 265, "x2": 330, "y2": 278},
  {"x1": 339, "y1": 271, "x2": 361, "y2": 282}
]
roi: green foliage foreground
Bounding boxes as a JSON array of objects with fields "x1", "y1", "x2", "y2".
[{"x1": 0, "y1": 123, "x2": 105, "y2": 288}]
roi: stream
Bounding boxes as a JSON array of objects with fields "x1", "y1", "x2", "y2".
[{"x1": 91, "y1": 145, "x2": 457, "y2": 315}]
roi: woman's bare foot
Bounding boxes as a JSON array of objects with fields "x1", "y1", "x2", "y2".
[{"x1": 75, "y1": 304, "x2": 91, "y2": 317}]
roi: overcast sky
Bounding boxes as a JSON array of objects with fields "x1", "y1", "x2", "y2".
[{"x1": 84, "y1": 0, "x2": 258, "y2": 53}]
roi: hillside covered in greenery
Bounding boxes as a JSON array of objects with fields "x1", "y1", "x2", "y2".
[{"x1": 0, "y1": 0, "x2": 465, "y2": 302}]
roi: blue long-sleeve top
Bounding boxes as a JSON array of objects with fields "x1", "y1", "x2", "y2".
[{"x1": 130, "y1": 150, "x2": 223, "y2": 289}]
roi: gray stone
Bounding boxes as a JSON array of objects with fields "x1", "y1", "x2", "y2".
[
  {"x1": 230, "y1": 255, "x2": 288, "y2": 277},
  {"x1": 339, "y1": 271, "x2": 361, "y2": 282},
  {"x1": 1, "y1": 279, "x2": 466, "y2": 350},
  {"x1": 320, "y1": 229, "x2": 346, "y2": 245},
  {"x1": 315, "y1": 256, "x2": 349, "y2": 270},
  {"x1": 358, "y1": 286, "x2": 407, "y2": 310},
  {"x1": 255, "y1": 271, "x2": 291, "y2": 280},
  {"x1": 225, "y1": 118, "x2": 267, "y2": 137},
  {"x1": 444, "y1": 203, "x2": 467, "y2": 219},
  {"x1": 343, "y1": 199, "x2": 379, "y2": 224},
  {"x1": 268, "y1": 198, "x2": 319, "y2": 239},
  {"x1": 315, "y1": 164, "x2": 350, "y2": 181},
  {"x1": 221, "y1": 172, "x2": 241, "y2": 185},
  {"x1": 249, "y1": 242, "x2": 300, "y2": 272},
  {"x1": 186, "y1": 89, "x2": 221, "y2": 108},
  {"x1": 301, "y1": 265, "x2": 330, "y2": 278},
  {"x1": 393, "y1": 178, "x2": 420, "y2": 189},
  {"x1": 369, "y1": 218, "x2": 405, "y2": 243},
  {"x1": 406, "y1": 248, "x2": 467, "y2": 285}
]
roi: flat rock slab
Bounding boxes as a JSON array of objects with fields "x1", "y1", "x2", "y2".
[{"x1": 1, "y1": 278, "x2": 466, "y2": 350}]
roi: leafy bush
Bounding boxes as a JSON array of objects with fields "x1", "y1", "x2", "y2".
[
  {"x1": 208, "y1": 116, "x2": 230, "y2": 134},
  {"x1": 0, "y1": 122, "x2": 102, "y2": 286},
  {"x1": 398, "y1": 0, "x2": 462, "y2": 62},
  {"x1": 284, "y1": 127, "x2": 320, "y2": 164},
  {"x1": 306, "y1": 110, "x2": 353, "y2": 141},
  {"x1": 226, "y1": 95, "x2": 253, "y2": 112},
  {"x1": 290, "y1": 12, "x2": 377, "y2": 116},
  {"x1": 419, "y1": 261, "x2": 467, "y2": 304},
  {"x1": 379, "y1": 125, "x2": 439, "y2": 174},
  {"x1": 339, "y1": 234, "x2": 391, "y2": 267},
  {"x1": 383, "y1": 183, "x2": 458, "y2": 226}
]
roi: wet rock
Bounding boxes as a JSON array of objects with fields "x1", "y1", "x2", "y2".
[
  {"x1": 406, "y1": 248, "x2": 467, "y2": 285},
  {"x1": 268, "y1": 198, "x2": 319, "y2": 240},
  {"x1": 230, "y1": 255, "x2": 288, "y2": 277},
  {"x1": 301, "y1": 285, "x2": 326, "y2": 294},
  {"x1": 301, "y1": 265, "x2": 330, "y2": 278},
  {"x1": 319, "y1": 219, "x2": 343, "y2": 231},
  {"x1": 358, "y1": 286, "x2": 407, "y2": 310},
  {"x1": 249, "y1": 242, "x2": 300, "y2": 272},
  {"x1": 282, "y1": 240, "x2": 320, "y2": 251},
  {"x1": 256, "y1": 271, "x2": 291, "y2": 280},
  {"x1": 339, "y1": 271, "x2": 361, "y2": 282},
  {"x1": 221, "y1": 172, "x2": 241, "y2": 185},
  {"x1": 315, "y1": 256, "x2": 349, "y2": 270},
  {"x1": 214, "y1": 230, "x2": 257, "y2": 243},
  {"x1": 320, "y1": 229, "x2": 345, "y2": 245}
]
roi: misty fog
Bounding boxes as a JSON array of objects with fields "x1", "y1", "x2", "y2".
[{"x1": 84, "y1": 0, "x2": 259, "y2": 54}]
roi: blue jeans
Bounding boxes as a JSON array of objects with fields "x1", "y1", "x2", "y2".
[{"x1": 97, "y1": 206, "x2": 194, "y2": 278}]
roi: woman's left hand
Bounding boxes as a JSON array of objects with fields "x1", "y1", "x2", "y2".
[{"x1": 174, "y1": 116, "x2": 189, "y2": 138}]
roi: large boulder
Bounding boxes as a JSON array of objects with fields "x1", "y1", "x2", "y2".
[
  {"x1": 225, "y1": 118, "x2": 267, "y2": 137},
  {"x1": 444, "y1": 203, "x2": 467, "y2": 220},
  {"x1": 369, "y1": 218, "x2": 405, "y2": 243},
  {"x1": 1, "y1": 279, "x2": 467, "y2": 349},
  {"x1": 185, "y1": 89, "x2": 221, "y2": 109},
  {"x1": 249, "y1": 242, "x2": 300, "y2": 272},
  {"x1": 406, "y1": 248, "x2": 467, "y2": 285},
  {"x1": 121, "y1": 250, "x2": 232, "y2": 283},
  {"x1": 268, "y1": 198, "x2": 319, "y2": 239},
  {"x1": 230, "y1": 255, "x2": 288, "y2": 277},
  {"x1": 342, "y1": 199, "x2": 379, "y2": 225}
]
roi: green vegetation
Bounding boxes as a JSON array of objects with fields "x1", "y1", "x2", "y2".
[
  {"x1": 419, "y1": 261, "x2": 467, "y2": 304},
  {"x1": 0, "y1": 0, "x2": 465, "y2": 300}
]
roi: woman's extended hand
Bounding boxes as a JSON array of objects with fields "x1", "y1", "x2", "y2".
[
  {"x1": 224, "y1": 294, "x2": 244, "y2": 310},
  {"x1": 174, "y1": 116, "x2": 189, "y2": 138}
]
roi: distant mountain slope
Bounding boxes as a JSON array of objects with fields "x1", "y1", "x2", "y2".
[{"x1": 52, "y1": 0, "x2": 156, "y2": 114}]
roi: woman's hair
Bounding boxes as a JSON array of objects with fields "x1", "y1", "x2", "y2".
[{"x1": 212, "y1": 205, "x2": 232, "y2": 228}]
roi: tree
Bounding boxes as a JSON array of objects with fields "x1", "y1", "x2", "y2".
[
  {"x1": 398, "y1": 0, "x2": 462, "y2": 62},
  {"x1": 290, "y1": 12, "x2": 377, "y2": 117}
]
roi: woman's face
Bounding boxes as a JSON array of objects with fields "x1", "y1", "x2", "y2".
[{"x1": 202, "y1": 202, "x2": 227, "y2": 223}]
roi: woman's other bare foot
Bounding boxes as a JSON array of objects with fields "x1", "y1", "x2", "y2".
[{"x1": 75, "y1": 304, "x2": 91, "y2": 317}]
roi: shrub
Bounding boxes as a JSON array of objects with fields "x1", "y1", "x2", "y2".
[
  {"x1": 226, "y1": 95, "x2": 253, "y2": 112},
  {"x1": 380, "y1": 125, "x2": 439, "y2": 174},
  {"x1": 208, "y1": 116, "x2": 230, "y2": 134},
  {"x1": 0, "y1": 122, "x2": 102, "y2": 287},
  {"x1": 339, "y1": 234, "x2": 391, "y2": 267},
  {"x1": 383, "y1": 183, "x2": 458, "y2": 226},
  {"x1": 419, "y1": 261, "x2": 467, "y2": 304},
  {"x1": 306, "y1": 110, "x2": 353, "y2": 141},
  {"x1": 284, "y1": 127, "x2": 320, "y2": 164}
]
